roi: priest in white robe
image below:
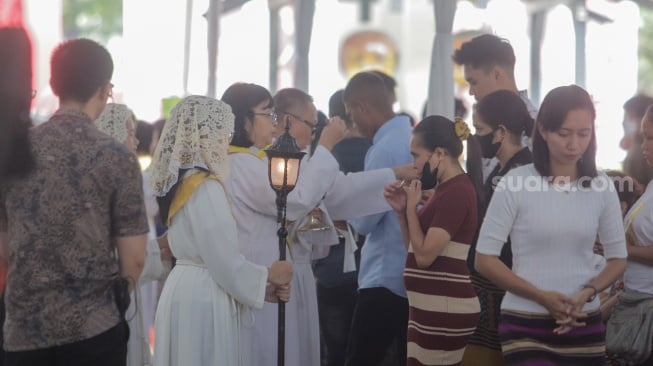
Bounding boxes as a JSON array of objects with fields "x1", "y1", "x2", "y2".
[{"x1": 222, "y1": 85, "x2": 415, "y2": 366}]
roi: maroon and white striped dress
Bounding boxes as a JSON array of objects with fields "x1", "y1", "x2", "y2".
[{"x1": 404, "y1": 174, "x2": 480, "y2": 366}]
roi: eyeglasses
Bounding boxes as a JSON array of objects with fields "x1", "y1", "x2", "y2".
[
  {"x1": 283, "y1": 112, "x2": 318, "y2": 135},
  {"x1": 254, "y1": 112, "x2": 278, "y2": 122}
]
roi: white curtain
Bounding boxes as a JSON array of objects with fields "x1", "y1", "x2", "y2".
[
  {"x1": 426, "y1": 0, "x2": 456, "y2": 119},
  {"x1": 294, "y1": 0, "x2": 315, "y2": 92}
]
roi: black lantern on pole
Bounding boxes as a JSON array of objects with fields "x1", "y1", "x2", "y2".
[{"x1": 265, "y1": 117, "x2": 305, "y2": 366}]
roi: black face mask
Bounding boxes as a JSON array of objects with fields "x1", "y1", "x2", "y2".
[
  {"x1": 476, "y1": 131, "x2": 501, "y2": 159},
  {"x1": 420, "y1": 160, "x2": 439, "y2": 190}
]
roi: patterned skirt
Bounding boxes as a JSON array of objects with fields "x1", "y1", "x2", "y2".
[
  {"x1": 499, "y1": 310, "x2": 606, "y2": 366},
  {"x1": 468, "y1": 272, "x2": 505, "y2": 351}
]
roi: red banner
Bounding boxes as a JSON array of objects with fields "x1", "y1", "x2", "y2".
[{"x1": 0, "y1": 0, "x2": 23, "y2": 28}]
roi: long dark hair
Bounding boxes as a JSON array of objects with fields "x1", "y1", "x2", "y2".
[
  {"x1": 475, "y1": 90, "x2": 534, "y2": 141},
  {"x1": 0, "y1": 27, "x2": 35, "y2": 182},
  {"x1": 532, "y1": 85, "x2": 597, "y2": 185},
  {"x1": 221, "y1": 83, "x2": 273, "y2": 148},
  {"x1": 413, "y1": 115, "x2": 484, "y2": 206}
]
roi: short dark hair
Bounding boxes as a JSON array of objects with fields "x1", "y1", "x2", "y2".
[
  {"x1": 476, "y1": 90, "x2": 534, "y2": 139},
  {"x1": 532, "y1": 85, "x2": 597, "y2": 183},
  {"x1": 452, "y1": 34, "x2": 515, "y2": 72},
  {"x1": 343, "y1": 72, "x2": 393, "y2": 112},
  {"x1": 50, "y1": 38, "x2": 113, "y2": 103},
  {"x1": 274, "y1": 88, "x2": 314, "y2": 124},
  {"x1": 328, "y1": 89, "x2": 353, "y2": 127},
  {"x1": 623, "y1": 94, "x2": 653, "y2": 120},
  {"x1": 221, "y1": 83, "x2": 273, "y2": 148},
  {"x1": 135, "y1": 120, "x2": 154, "y2": 155},
  {"x1": 370, "y1": 70, "x2": 397, "y2": 101}
]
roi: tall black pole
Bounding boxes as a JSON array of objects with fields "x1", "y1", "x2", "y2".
[
  {"x1": 276, "y1": 192, "x2": 288, "y2": 366},
  {"x1": 266, "y1": 117, "x2": 305, "y2": 366}
]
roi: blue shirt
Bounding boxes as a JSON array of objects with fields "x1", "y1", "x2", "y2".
[{"x1": 350, "y1": 115, "x2": 413, "y2": 297}]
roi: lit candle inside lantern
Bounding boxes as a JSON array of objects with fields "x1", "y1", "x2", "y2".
[{"x1": 270, "y1": 157, "x2": 287, "y2": 189}]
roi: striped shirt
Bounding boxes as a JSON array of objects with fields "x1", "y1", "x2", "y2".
[{"x1": 404, "y1": 173, "x2": 480, "y2": 366}]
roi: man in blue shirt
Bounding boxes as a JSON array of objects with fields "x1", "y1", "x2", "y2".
[
  {"x1": 343, "y1": 72, "x2": 413, "y2": 366},
  {"x1": 312, "y1": 89, "x2": 372, "y2": 366}
]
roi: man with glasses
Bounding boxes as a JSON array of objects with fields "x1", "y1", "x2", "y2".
[
  {"x1": 274, "y1": 89, "x2": 323, "y2": 151},
  {"x1": 224, "y1": 84, "x2": 350, "y2": 366},
  {"x1": 268, "y1": 88, "x2": 417, "y2": 366},
  {"x1": 286, "y1": 111, "x2": 318, "y2": 135}
]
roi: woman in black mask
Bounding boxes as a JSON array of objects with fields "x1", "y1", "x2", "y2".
[
  {"x1": 384, "y1": 115, "x2": 483, "y2": 365},
  {"x1": 462, "y1": 90, "x2": 533, "y2": 366},
  {"x1": 474, "y1": 90, "x2": 534, "y2": 205}
]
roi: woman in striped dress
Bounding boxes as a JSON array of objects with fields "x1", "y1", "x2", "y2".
[
  {"x1": 385, "y1": 116, "x2": 483, "y2": 365},
  {"x1": 475, "y1": 85, "x2": 627, "y2": 365}
]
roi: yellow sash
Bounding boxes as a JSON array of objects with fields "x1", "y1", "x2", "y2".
[
  {"x1": 625, "y1": 203, "x2": 644, "y2": 247},
  {"x1": 228, "y1": 145, "x2": 266, "y2": 159},
  {"x1": 168, "y1": 172, "x2": 221, "y2": 225}
]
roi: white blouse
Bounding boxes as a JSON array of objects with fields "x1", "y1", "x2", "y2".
[
  {"x1": 476, "y1": 164, "x2": 627, "y2": 313},
  {"x1": 624, "y1": 180, "x2": 653, "y2": 295}
]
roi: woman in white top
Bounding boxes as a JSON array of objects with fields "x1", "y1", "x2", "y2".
[
  {"x1": 95, "y1": 103, "x2": 167, "y2": 366},
  {"x1": 623, "y1": 104, "x2": 653, "y2": 295},
  {"x1": 149, "y1": 95, "x2": 293, "y2": 366},
  {"x1": 475, "y1": 85, "x2": 627, "y2": 365},
  {"x1": 603, "y1": 105, "x2": 653, "y2": 365}
]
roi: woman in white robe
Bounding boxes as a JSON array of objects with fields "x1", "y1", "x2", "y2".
[
  {"x1": 96, "y1": 103, "x2": 168, "y2": 366},
  {"x1": 148, "y1": 95, "x2": 293, "y2": 366},
  {"x1": 222, "y1": 84, "x2": 411, "y2": 366}
]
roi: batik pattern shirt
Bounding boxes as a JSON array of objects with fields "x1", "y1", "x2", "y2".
[{"x1": 0, "y1": 109, "x2": 148, "y2": 351}]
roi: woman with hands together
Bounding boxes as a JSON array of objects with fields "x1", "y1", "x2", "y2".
[
  {"x1": 474, "y1": 85, "x2": 627, "y2": 366},
  {"x1": 150, "y1": 96, "x2": 293, "y2": 366},
  {"x1": 385, "y1": 115, "x2": 483, "y2": 366}
]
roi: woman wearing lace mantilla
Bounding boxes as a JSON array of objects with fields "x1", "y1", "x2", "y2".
[
  {"x1": 95, "y1": 103, "x2": 169, "y2": 366},
  {"x1": 149, "y1": 96, "x2": 293, "y2": 366}
]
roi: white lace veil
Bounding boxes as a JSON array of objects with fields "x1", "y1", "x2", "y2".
[
  {"x1": 149, "y1": 95, "x2": 234, "y2": 196},
  {"x1": 94, "y1": 103, "x2": 133, "y2": 143}
]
